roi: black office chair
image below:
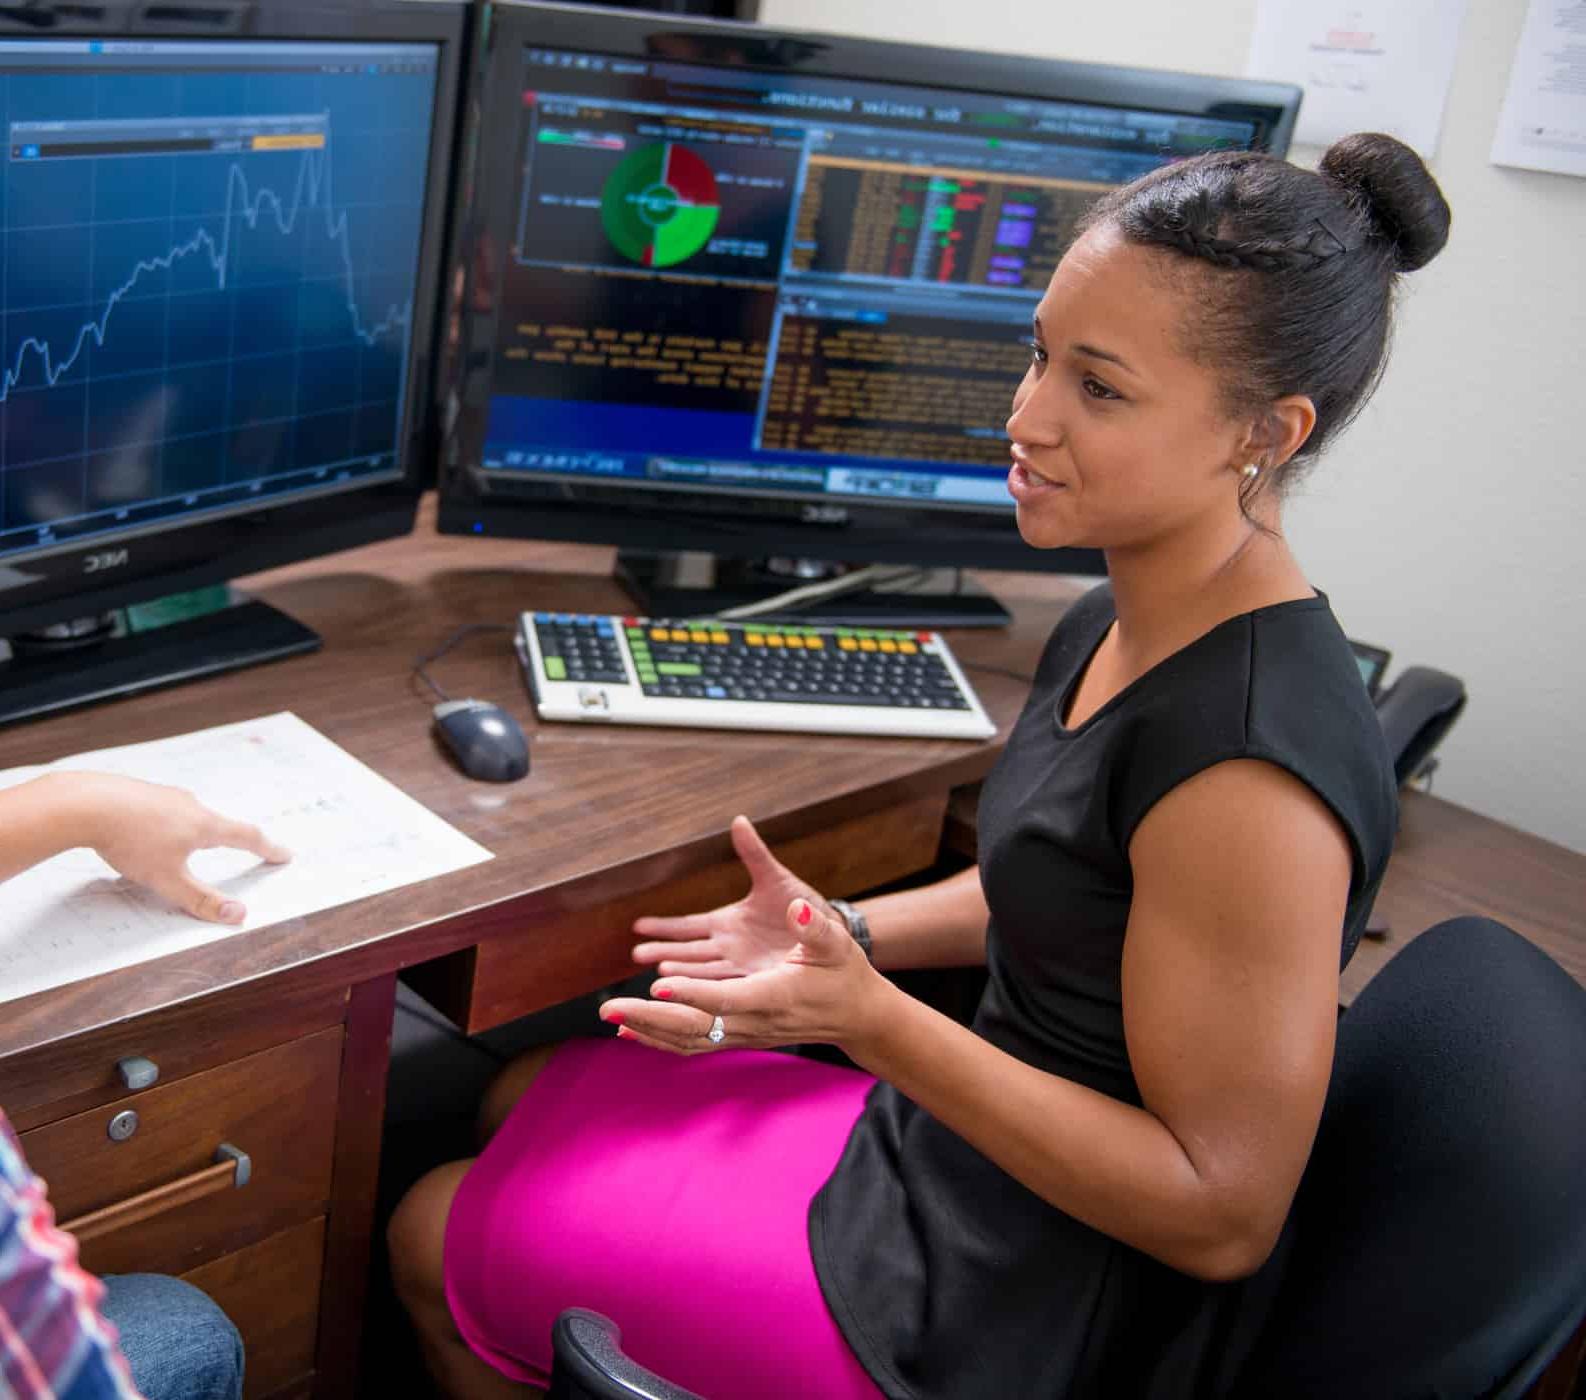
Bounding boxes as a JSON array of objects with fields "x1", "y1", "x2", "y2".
[
  {"x1": 547, "y1": 918, "x2": 1586, "y2": 1400},
  {"x1": 1233, "y1": 916, "x2": 1586, "y2": 1400},
  {"x1": 548, "y1": 1310, "x2": 705, "y2": 1400},
  {"x1": 1373, "y1": 663, "x2": 1468, "y2": 788}
]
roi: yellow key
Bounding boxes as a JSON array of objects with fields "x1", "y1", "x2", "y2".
[
  {"x1": 879, "y1": 640, "x2": 898, "y2": 653},
  {"x1": 766, "y1": 634, "x2": 785, "y2": 647},
  {"x1": 650, "y1": 628, "x2": 669, "y2": 641},
  {"x1": 785, "y1": 635, "x2": 806, "y2": 648},
  {"x1": 859, "y1": 639, "x2": 878, "y2": 652},
  {"x1": 838, "y1": 638, "x2": 859, "y2": 651},
  {"x1": 899, "y1": 641, "x2": 919, "y2": 655},
  {"x1": 806, "y1": 636, "x2": 825, "y2": 649},
  {"x1": 689, "y1": 630, "x2": 710, "y2": 643},
  {"x1": 745, "y1": 633, "x2": 765, "y2": 646},
  {"x1": 670, "y1": 629, "x2": 690, "y2": 642},
  {"x1": 711, "y1": 632, "x2": 730, "y2": 645}
]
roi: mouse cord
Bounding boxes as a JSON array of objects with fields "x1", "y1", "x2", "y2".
[
  {"x1": 962, "y1": 660, "x2": 1036, "y2": 685},
  {"x1": 411, "y1": 623, "x2": 513, "y2": 704}
]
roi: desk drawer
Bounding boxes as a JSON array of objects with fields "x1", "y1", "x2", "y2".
[
  {"x1": 0, "y1": 979, "x2": 346, "y2": 1132},
  {"x1": 183, "y1": 1217, "x2": 325, "y2": 1400},
  {"x1": 406, "y1": 791, "x2": 949, "y2": 1034},
  {"x1": 20, "y1": 1027, "x2": 341, "y2": 1278}
]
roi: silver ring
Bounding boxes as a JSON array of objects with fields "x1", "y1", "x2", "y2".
[{"x1": 706, "y1": 1014, "x2": 726, "y2": 1046}]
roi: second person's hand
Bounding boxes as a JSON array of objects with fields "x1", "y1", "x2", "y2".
[
  {"x1": 72, "y1": 773, "x2": 292, "y2": 925},
  {"x1": 631, "y1": 814, "x2": 837, "y2": 979}
]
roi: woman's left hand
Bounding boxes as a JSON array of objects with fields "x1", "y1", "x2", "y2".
[{"x1": 599, "y1": 897, "x2": 885, "y2": 1056}]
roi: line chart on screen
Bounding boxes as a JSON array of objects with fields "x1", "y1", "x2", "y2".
[{"x1": 1, "y1": 118, "x2": 410, "y2": 404}]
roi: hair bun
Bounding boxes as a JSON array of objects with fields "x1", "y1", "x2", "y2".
[{"x1": 1320, "y1": 133, "x2": 1451, "y2": 272}]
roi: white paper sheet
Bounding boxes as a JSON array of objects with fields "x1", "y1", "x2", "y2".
[
  {"x1": 0, "y1": 712, "x2": 493, "y2": 1006},
  {"x1": 1246, "y1": 0, "x2": 1469, "y2": 155},
  {"x1": 1491, "y1": 0, "x2": 1586, "y2": 177}
]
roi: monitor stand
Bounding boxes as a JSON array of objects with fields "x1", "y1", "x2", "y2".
[
  {"x1": 0, "y1": 590, "x2": 320, "y2": 729},
  {"x1": 615, "y1": 551, "x2": 1011, "y2": 629}
]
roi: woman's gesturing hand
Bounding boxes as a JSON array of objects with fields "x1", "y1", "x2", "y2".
[
  {"x1": 631, "y1": 815, "x2": 837, "y2": 980},
  {"x1": 603, "y1": 896, "x2": 885, "y2": 1056},
  {"x1": 74, "y1": 773, "x2": 292, "y2": 924}
]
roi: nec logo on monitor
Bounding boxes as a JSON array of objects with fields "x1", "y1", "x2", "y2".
[{"x1": 83, "y1": 549, "x2": 130, "y2": 574}]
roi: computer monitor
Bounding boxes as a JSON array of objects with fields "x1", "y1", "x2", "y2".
[
  {"x1": 0, "y1": 0, "x2": 467, "y2": 726},
  {"x1": 435, "y1": 2, "x2": 1300, "y2": 625}
]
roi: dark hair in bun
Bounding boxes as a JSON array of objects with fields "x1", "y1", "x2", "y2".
[
  {"x1": 1320, "y1": 132, "x2": 1451, "y2": 272},
  {"x1": 1080, "y1": 131, "x2": 1451, "y2": 488}
]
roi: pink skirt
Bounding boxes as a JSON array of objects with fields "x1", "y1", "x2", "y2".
[{"x1": 443, "y1": 1037, "x2": 885, "y2": 1399}]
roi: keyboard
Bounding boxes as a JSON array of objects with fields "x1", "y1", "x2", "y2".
[{"x1": 515, "y1": 613, "x2": 996, "y2": 741}]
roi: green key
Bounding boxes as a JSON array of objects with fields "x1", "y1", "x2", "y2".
[
  {"x1": 657, "y1": 662, "x2": 702, "y2": 677},
  {"x1": 544, "y1": 656, "x2": 567, "y2": 680}
]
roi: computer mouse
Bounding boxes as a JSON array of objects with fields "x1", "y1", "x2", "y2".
[{"x1": 432, "y1": 699, "x2": 530, "y2": 783}]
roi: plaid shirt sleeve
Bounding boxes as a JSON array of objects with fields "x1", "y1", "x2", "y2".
[{"x1": 1, "y1": 1108, "x2": 144, "y2": 1400}]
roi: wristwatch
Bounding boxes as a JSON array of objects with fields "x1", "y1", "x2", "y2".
[{"x1": 828, "y1": 898, "x2": 873, "y2": 962}]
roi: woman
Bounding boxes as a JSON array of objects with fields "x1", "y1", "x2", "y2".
[{"x1": 388, "y1": 131, "x2": 1450, "y2": 1399}]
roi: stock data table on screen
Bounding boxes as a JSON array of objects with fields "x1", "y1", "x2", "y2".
[{"x1": 0, "y1": 41, "x2": 436, "y2": 556}]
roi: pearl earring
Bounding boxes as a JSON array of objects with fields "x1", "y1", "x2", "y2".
[{"x1": 1240, "y1": 463, "x2": 1261, "y2": 482}]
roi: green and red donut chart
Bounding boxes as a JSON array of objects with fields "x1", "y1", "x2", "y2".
[{"x1": 600, "y1": 142, "x2": 721, "y2": 268}]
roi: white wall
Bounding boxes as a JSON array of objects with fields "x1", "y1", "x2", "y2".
[{"x1": 760, "y1": 0, "x2": 1586, "y2": 852}]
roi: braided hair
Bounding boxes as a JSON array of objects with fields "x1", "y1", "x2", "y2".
[{"x1": 1080, "y1": 132, "x2": 1451, "y2": 489}]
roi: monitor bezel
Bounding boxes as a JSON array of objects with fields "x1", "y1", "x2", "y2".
[
  {"x1": 436, "y1": 1, "x2": 1302, "y2": 574},
  {"x1": 0, "y1": 1, "x2": 469, "y2": 636}
]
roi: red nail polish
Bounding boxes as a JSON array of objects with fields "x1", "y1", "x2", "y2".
[
  {"x1": 797, "y1": 902, "x2": 813, "y2": 926},
  {"x1": 605, "y1": 1011, "x2": 625, "y2": 1026},
  {"x1": 654, "y1": 986, "x2": 673, "y2": 1000}
]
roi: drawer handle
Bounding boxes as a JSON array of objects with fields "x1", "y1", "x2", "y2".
[
  {"x1": 58, "y1": 1143, "x2": 253, "y2": 1246},
  {"x1": 116, "y1": 1056, "x2": 160, "y2": 1090}
]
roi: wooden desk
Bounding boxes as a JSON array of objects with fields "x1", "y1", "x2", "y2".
[
  {"x1": 1343, "y1": 787, "x2": 1586, "y2": 1004},
  {"x1": 2, "y1": 501, "x2": 1582, "y2": 1397},
  {"x1": 0, "y1": 502, "x2": 1082, "y2": 1399}
]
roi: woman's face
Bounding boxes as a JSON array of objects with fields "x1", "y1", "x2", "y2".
[{"x1": 1006, "y1": 223, "x2": 1251, "y2": 553}]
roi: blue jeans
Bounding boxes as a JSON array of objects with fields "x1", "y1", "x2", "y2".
[{"x1": 99, "y1": 1274, "x2": 244, "y2": 1400}]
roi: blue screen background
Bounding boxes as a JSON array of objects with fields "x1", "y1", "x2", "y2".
[{"x1": 0, "y1": 45, "x2": 436, "y2": 557}]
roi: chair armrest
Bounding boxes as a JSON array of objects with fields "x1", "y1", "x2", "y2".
[
  {"x1": 1373, "y1": 664, "x2": 1467, "y2": 787},
  {"x1": 549, "y1": 1309, "x2": 707, "y2": 1400}
]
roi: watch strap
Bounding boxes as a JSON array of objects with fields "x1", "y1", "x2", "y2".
[{"x1": 828, "y1": 898, "x2": 873, "y2": 962}]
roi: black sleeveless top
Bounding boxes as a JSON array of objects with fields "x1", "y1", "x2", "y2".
[{"x1": 810, "y1": 584, "x2": 1397, "y2": 1400}]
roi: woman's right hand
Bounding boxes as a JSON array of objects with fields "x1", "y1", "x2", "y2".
[{"x1": 632, "y1": 815, "x2": 832, "y2": 979}]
